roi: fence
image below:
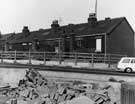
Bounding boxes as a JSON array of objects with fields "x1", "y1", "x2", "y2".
[
  {"x1": 0, "y1": 51, "x2": 126, "y2": 68},
  {"x1": 121, "y1": 83, "x2": 135, "y2": 104}
]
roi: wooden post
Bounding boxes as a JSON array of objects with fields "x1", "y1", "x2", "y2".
[
  {"x1": 108, "y1": 54, "x2": 111, "y2": 68},
  {"x1": 1, "y1": 51, "x2": 3, "y2": 63},
  {"x1": 59, "y1": 52, "x2": 62, "y2": 64},
  {"x1": 43, "y1": 52, "x2": 46, "y2": 65},
  {"x1": 14, "y1": 50, "x2": 17, "y2": 63},
  {"x1": 75, "y1": 52, "x2": 78, "y2": 66},
  {"x1": 28, "y1": 51, "x2": 31, "y2": 64},
  {"x1": 104, "y1": 54, "x2": 106, "y2": 63},
  {"x1": 91, "y1": 53, "x2": 94, "y2": 67}
]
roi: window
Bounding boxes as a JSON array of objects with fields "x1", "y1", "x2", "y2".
[
  {"x1": 131, "y1": 59, "x2": 135, "y2": 63},
  {"x1": 76, "y1": 38, "x2": 83, "y2": 48},
  {"x1": 42, "y1": 31, "x2": 50, "y2": 35},
  {"x1": 77, "y1": 40, "x2": 82, "y2": 47},
  {"x1": 9, "y1": 45, "x2": 12, "y2": 50},
  {"x1": 95, "y1": 38, "x2": 102, "y2": 52},
  {"x1": 122, "y1": 59, "x2": 131, "y2": 63},
  {"x1": 22, "y1": 43, "x2": 27, "y2": 46}
]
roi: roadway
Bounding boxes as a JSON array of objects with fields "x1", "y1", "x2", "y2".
[{"x1": 0, "y1": 62, "x2": 135, "y2": 77}]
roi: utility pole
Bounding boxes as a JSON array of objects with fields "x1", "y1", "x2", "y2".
[{"x1": 95, "y1": 0, "x2": 98, "y2": 18}]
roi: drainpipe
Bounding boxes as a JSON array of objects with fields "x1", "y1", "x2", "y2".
[
  {"x1": 134, "y1": 32, "x2": 135, "y2": 56},
  {"x1": 104, "y1": 33, "x2": 107, "y2": 56},
  {"x1": 58, "y1": 38, "x2": 61, "y2": 53}
]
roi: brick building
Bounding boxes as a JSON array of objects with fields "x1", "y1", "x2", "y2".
[{"x1": 1, "y1": 13, "x2": 134, "y2": 56}]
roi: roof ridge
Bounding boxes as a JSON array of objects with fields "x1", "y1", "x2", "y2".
[{"x1": 2, "y1": 16, "x2": 132, "y2": 44}]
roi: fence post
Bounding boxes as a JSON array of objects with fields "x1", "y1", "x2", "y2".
[
  {"x1": 104, "y1": 54, "x2": 106, "y2": 63},
  {"x1": 14, "y1": 50, "x2": 17, "y2": 63},
  {"x1": 91, "y1": 53, "x2": 94, "y2": 67},
  {"x1": 1, "y1": 51, "x2": 3, "y2": 63},
  {"x1": 108, "y1": 53, "x2": 111, "y2": 68},
  {"x1": 75, "y1": 52, "x2": 78, "y2": 66},
  {"x1": 43, "y1": 52, "x2": 46, "y2": 65},
  {"x1": 28, "y1": 51, "x2": 31, "y2": 64},
  {"x1": 59, "y1": 52, "x2": 62, "y2": 64}
]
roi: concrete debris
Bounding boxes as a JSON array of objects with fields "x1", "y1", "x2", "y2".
[
  {"x1": 59, "y1": 96, "x2": 95, "y2": 104},
  {"x1": 0, "y1": 69, "x2": 119, "y2": 104}
]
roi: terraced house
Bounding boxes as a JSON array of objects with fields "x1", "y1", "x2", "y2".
[{"x1": 1, "y1": 13, "x2": 134, "y2": 56}]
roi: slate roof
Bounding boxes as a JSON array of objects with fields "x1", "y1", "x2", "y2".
[{"x1": 3, "y1": 17, "x2": 133, "y2": 44}]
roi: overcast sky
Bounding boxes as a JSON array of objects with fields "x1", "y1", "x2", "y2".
[{"x1": 0, "y1": 0, "x2": 134, "y2": 34}]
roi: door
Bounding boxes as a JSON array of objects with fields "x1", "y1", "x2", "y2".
[{"x1": 130, "y1": 59, "x2": 135, "y2": 71}]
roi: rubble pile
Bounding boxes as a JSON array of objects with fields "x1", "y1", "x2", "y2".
[{"x1": 0, "y1": 69, "x2": 119, "y2": 104}]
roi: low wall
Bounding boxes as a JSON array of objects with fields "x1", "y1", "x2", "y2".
[{"x1": 0, "y1": 68, "x2": 27, "y2": 87}]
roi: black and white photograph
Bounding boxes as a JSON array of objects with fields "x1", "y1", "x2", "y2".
[{"x1": 0, "y1": 0, "x2": 134, "y2": 104}]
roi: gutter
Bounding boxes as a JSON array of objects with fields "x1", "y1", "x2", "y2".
[{"x1": 44, "y1": 33, "x2": 106, "y2": 41}]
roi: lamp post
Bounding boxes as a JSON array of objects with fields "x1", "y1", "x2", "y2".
[{"x1": 28, "y1": 42, "x2": 32, "y2": 51}]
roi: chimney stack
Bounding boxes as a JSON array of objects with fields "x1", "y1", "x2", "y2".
[
  {"x1": 105, "y1": 17, "x2": 111, "y2": 21},
  {"x1": 51, "y1": 20, "x2": 59, "y2": 29},
  {"x1": 68, "y1": 24, "x2": 74, "y2": 33},
  {"x1": 22, "y1": 26, "x2": 29, "y2": 33},
  {"x1": 88, "y1": 13, "x2": 97, "y2": 27},
  {"x1": 22, "y1": 26, "x2": 30, "y2": 37}
]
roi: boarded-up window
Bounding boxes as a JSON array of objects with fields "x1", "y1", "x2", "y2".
[
  {"x1": 95, "y1": 38, "x2": 102, "y2": 52},
  {"x1": 55, "y1": 47, "x2": 59, "y2": 53}
]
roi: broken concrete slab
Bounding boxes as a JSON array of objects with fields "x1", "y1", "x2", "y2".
[{"x1": 60, "y1": 96, "x2": 95, "y2": 104}]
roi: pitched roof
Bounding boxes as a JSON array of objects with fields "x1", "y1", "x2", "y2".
[{"x1": 4, "y1": 17, "x2": 131, "y2": 44}]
